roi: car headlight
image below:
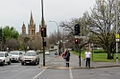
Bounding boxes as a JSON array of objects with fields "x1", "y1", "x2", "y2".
[{"x1": 32, "y1": 58, "x2": 36, "y2": 61}]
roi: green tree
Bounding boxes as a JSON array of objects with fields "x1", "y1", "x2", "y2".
[
  {"x1": 86, "y1": 0, "x2": 116, "y2": 59},
  {"x1": 2, "y1": 26, "x2": 19, "y2": 40},
  {"x1": 1, "y1": 26, "x2": 19, "y2": 50}
]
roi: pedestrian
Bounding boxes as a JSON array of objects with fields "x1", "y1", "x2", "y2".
[
  {"x1": 84, "y1": 49, "x2": 91, "y2": 68},
  {"x1": 65, "y1": 49, "x2": 70, "y2": 67},
  {"x1": 61, "y1": 50, "x2": 66, "y2": 66}
]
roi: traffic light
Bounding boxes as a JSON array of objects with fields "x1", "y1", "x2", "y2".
[
  {"x1": 74, "y1": 24, "x2": 80, "y2": 35},
  {"x1": 41, "y1": 28, "x2": 46, "y2": 37},
  {"x1": 75, "y1": 38, "x2": 79, "y2": 44}
]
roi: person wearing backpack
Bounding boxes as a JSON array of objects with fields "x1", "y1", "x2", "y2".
[{"x1": 65, "y1": 49, "x2": 70, "y2": 67}]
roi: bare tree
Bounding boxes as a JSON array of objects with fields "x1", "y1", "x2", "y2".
[
  {"x1": 86, "y1": 0, "x2": 116, "y2": 59},
  {"x1": 6, "y1": 38, "x2": 19, "y2": 50}
]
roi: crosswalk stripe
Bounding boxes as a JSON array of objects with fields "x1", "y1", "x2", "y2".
[
  {"x1": 33, "y1": 69, "x2": 46, "y2": 79},
  {"x1": 69, "y1": 69, "x2": 73, "y2": 79}
]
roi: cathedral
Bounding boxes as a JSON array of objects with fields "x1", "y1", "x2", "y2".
[{"x1": 21, "y1": 12, "x2": 47, "y2": 40}]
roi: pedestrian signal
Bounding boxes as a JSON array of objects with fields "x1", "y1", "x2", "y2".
[
  {"x1": 75, "y1": 39, "x2": 79, "y2": 44},
  {"x1": 74, "y1": 24, "x2": 80, "y2": 35}
]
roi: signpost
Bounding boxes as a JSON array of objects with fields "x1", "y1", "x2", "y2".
[{"x1": 116, "y1": 34, "x2": 119, "y2": 42}]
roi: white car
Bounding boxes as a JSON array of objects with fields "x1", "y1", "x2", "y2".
[
  {"x1": 45, "y1": 51, "x2": 50, "y2": 55},
  {"x1": 0, "y1": 52, "x2": 11, "y2": 65},
  {"x1": 9, "y1": 51, "x2": 23, "y2": 62}
]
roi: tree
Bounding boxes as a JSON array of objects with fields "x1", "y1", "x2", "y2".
[
  {"x1": 28, "y1": 39, "x2": 42, "y2": 50},
  {"x1": 0, "y1": 26, "x2": 19, "y2": 50},
  {"x1": 6, "y1": 38, "x2": 19, "y2": 50},
  {"x1": 59, "y1": 18, "x2": 90, "y2": 51},
  {"x1": 86, "y1": 0, "x2": 116, "y2": 59},
  {"x1": 2, "y1": 26, "x2": 19, "y2": 40}
]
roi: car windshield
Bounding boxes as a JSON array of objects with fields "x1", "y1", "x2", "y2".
[
  {"x1": 10, "y1": 51, "x2": 19, "y2": 55},
  {"x1": 0, "y1": 53, "x2": 5, "y2": 57},
  {"x1": 25, "y1": 52, "x2": 36, "y2": 56}
]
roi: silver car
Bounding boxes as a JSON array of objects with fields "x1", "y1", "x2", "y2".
[
  {"x1": 21, "y1": 50, "x2": 40, "y2": 65},
  {"x1": 9, "y1": 51, "x2": 23, "y2": 62}
]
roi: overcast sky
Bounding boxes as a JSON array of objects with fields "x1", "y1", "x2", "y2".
[{"x1": 0, "y1": 0, "x2": 96, "y2": 35}]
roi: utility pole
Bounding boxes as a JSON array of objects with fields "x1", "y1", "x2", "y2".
[
  {"x1": 116, "y1": 0, "x2": 119, "y2": 64},
  {"x1": 41, "y1": 0, "x2": 45, "y2": 66}
]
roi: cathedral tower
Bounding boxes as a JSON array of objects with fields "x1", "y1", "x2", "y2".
[
  {"x1": 28, "y1": 12, "x2": 36, "y2": 39},
  {"x1": 22, "y1": 22, "x2": 26, "y2": 35}
]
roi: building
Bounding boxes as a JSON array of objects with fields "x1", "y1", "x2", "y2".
[
  {"x1": 20, "y1": 12, "x2": 47, "y2": 50},
  {"x1": 21, "y1": 12, "x2": 47, "y2": 40}
]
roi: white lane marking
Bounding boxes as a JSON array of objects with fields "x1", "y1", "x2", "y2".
[
  {"x1": 33, "y1": 69, "x2": 46, "y2": 79},
  {"x1": 69, "y1": 69, "x2": 73, "y2": 79}
]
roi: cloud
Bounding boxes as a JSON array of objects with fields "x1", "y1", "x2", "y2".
[{"x1": 0, "y1": 0, "x2": 95, "y2": 35}]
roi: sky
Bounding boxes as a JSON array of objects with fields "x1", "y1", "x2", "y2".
[{"x1": 0, "y1": 0, "x2": 96, "y2": 36}]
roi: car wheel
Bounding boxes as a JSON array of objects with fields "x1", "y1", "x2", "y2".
[
  {"x1": 37, "y1": 60, "x2": 39, "y2": 65},
  {"x1": 2, "y1": 61, "x2": 5, "y2": 66},
  {"x1": 21, "y1": 62, "x2": 24, "y2": 65},
  {"x1": 8, "y1": 61, "x2": 11, "y2": 65},
  {"x1": 18, "y1": 59, "x2": 20, "y2": 63},
  {"x1": 34, "y1": 60, "x2": 37, "y2": 65}
]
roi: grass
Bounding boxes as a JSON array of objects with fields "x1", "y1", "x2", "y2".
[{"x1": 71, "y1": 50, "x2": 120, "y2": 62}]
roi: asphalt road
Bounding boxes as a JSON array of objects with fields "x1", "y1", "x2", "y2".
[{"x1": 0, "y1": 51, "x2": 120, "y2": 79}]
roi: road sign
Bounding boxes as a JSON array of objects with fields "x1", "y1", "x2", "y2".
[{"x1": 116, "y1": 34, "x2": 119, "y2": 39}]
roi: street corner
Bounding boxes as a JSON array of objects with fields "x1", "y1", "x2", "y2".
[{"x1": 47, "y1": 66, "x2": 74, "y2": 69}]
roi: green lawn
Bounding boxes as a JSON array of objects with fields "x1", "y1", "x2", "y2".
[{"x1": 71, "y1": 50, "x2": 120, "y2": 62}]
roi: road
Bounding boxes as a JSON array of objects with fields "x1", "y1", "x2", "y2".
[{"x1": 0, "y1": 51, "x2": 120, "y2": 79}]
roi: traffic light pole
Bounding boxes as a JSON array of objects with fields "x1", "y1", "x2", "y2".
[
  {"x1": 78, "y1": 45, "x2": 81, "y2": 67},
  {"x1": 41, "y1": 0, "x2": 45, "y2": 66},
  {"x1": 74, "y1": 24, "x2": 81, "y2": 67}
]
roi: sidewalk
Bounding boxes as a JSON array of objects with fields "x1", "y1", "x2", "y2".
[{"x1": 41, "y1": 53, "x2": 120, "y2": 69}]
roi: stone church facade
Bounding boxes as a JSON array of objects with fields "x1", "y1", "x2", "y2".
[{"x1": 21, "y1": 12, "x2": 47, "y2": 41}]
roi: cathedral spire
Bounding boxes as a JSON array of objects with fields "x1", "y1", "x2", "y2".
[
  {"x1": 22, "y1": 22, "x2": 26, "y2": 34},
  {"x1": 30, "y1": 11, "x2": 34, "y2": 25}
]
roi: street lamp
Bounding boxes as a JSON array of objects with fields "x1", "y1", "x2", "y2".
[{"x1": 49, "y1": 20, "x2": 60, "y2": 55}]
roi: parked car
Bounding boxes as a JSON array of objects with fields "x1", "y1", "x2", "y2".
[
  {"x1": 19, "y1": 51, "x2": 25, "y2": 61},
  {"x1": 21, "y1": 50, "x2": 40, "y2": 65},
  {"x1": 45, "y1": 50, "x2": 50, "y2": 55},
  {"x1": 0, "y1": 51, "x2": 11, "y2": 65},
  {"x1": 9, "y1": 51, "x2": 23, "y2": 62}
]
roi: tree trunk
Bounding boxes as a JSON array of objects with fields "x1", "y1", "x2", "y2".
[{"x1": 107, "y1": 51, "x2": 113, "y2": 59}]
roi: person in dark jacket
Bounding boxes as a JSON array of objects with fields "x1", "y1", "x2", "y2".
[{"x1": 65, "y1": 50, "x2": 70, "y2": 67}]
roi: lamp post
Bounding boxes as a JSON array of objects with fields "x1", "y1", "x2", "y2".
[
  {"x1": 116, "y1": 0, "x2": 119, "y2": 64},
  {"x1": 41, "y1": 0, "x2": 45, "y2": 66},
  {"x1": 49, "y1": 20, "x2": 60, "y2": 55}
]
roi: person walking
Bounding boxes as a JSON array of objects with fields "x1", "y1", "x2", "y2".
[
  {"x1": 61, "y1": 50, "x2": 66, "y2": 66},
  {"x1": 65, "y1": 49, "x2": 70, "y2": 67},
  {"x1": 84, "y1": 49, "x2": 91, "y2": 68}
]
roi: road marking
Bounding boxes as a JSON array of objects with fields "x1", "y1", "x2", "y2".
[
  {"x1": 69, "y1": 69, "x2": 73, "y2": 79},
  {"x1": 33, "y1": 69, "x2": 46, "y2": 79}
]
